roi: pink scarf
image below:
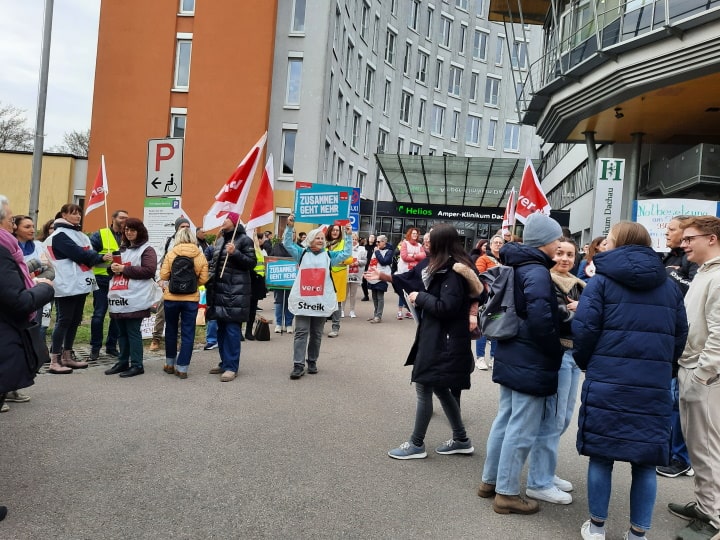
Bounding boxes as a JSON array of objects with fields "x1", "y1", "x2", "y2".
[{"x1": 0, "y1": 228, "x2": 36, "y2": 290}]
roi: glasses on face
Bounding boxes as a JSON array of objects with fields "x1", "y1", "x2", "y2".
[
  {"x1": 125, "y1": 228, "x2": 137, "y2": 234},
  {"x1": 681, "y1": 234, "x2": 713, "y2": 244}
]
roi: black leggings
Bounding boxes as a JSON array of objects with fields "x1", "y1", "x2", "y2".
[
  {"x1": 51, "y1": 294, "x2": 86, "y2": 354},
  {"x1": 411, "y1": 383, "x2": 468, "y2": 447}
]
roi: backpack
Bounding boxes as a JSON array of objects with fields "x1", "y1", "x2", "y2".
[
  {"x1": 169, "y1": 255, "x2": 198, "y2": 294},
  {"x1": 478, "y1": 265, "x2": 520, "y2": 340}
]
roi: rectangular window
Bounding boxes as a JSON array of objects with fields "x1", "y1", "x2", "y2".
[
  {"x1": 484, "y1": 76, "x2": 500, "y2": 106},
  {"x1": 504, "y1": 123, "x2": 520, "y2": 152},
  {"x1": 511, "y1": 40, "x2": 528, "y2": 70},
  {"x1": 391, "y1": 0, "x2": 398, "y2": 15},
  {"x1": 357, "y1": 171, "x2": 366, "y2": 190},
  {"x1": 352, "y1": 112, "x2": 361, "y2": 149},
  {"x1": 409, "y1": 142, "x2": 422, "y2": 155},
  {"x1": 174, "y1": 40, "x2": 192, "y2": 89},
  {"x1": 344, "y1": 101, "x2": 351, "y2": 139},
  {"x1": 409, "y1": 0, "x2": 420, "y2": 31},
  {"x1": 282, "y1": 130, "x2": 297, "y2": 174},
  {"x1": 458, "y1": 25, "x2": 467, "y2": 55},
  {"x1": 440, "y1": 16, "x2": 452, "y2": 48},
  {"x1": 487, "y1": 118, "x2": 497, "y2": 148},
  {"x1": 495, "y1": 36, "x2": 505, "y2": 65},
  {"x1": 345, "y1": 40, "x2": 354, "y2": 80},
  {"x1": 400, "y1": 90, "x2": 413, "y2": 123},
  {"x1": 355, "y1": 53, "x2": 363, "y2": 92},
  {"x1": 336, "y1": 91, "x2": 343, "y2": 130},
  {"x1": 364, "y1": 65, "x2": 375, "y2": 102},
  {"x1": 385, "y1": 29, "x2": 397, "y2": 65},
  {"x1": 466, "y1": 115, "x2": 480, "y2": 144},
  {"x1": 286, "y1": 59, "x2": 302, "y2": 105},
  {"x1": 403, "y1": 42, "x2": 412, "y2": 76},
  {"x1": 425, "y1": 7, "x2": 434, "y2": 39},
  {"x1": 435, "y1": 58, "x2": 443, "y2": 89},
  {"x1": 418, "y1": 98, "x2": 426, "y2": 130},
  {"x1": 515, "y1": 82, "x2": 524, "y2": 109},
  {"x1": 361, "y1": 2, "x2": 370, "y2": 40},
  {"x1": 473, "y1": 30, "x2": 488, "y2": 60},
  {"x1": 179, "y1": 0, "x2": 195, "y2": 14},
  {"x1": 469, "y1": 71, "x2": 479, "y2": 101},
  {"x1": 416, "y1": 51, "x2": 429, "y2": 83},
  {"x1": 383, "y1": 79, "x2": 392, "y2": 114},
  {"x1": 431, "y1": 104, "x2": 445, "y2": 136},
  {"x1": 291, "y1": 0, "x2": 306, "y2": 32},
  {"x1": 476, "y1": 0, "x2": 485, "y2": 16},
  {"x1": 448, "y1": 65, "x2": 462, "y2": 96},
  {"x1": 377, "y1": 128, "x2": 389, "y2": 153},
  {"x1": 451, "y1": 110, "x2": 460, "y2": 140},
  {"x1": 455, "y1": 0, "x2": 468, "y2": 9},
  {"x1": 397, "y1": 136, "x2": 404, "y2": 154},
  {"x1": 337, "y1": 157, "x2": 344, "y2": 185},
  {"x1": 372, "y1": 15, "x2": 380, "y2": 52},
  {"x1": 170, "y1": 114, "x2": 186, "y2": 138},
  {"x1": 364, "y1": 119, "x2": 371, "y2": 155}
]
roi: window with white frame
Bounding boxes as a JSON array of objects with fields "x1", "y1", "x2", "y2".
[
  {"x1": 372, "y1": 15, "x2": 380, "y2": 52},
  {"x1": 364, "y1": 119, "x2": 371, "y2": 155},
  {"x1": 291, "y1": 0, "x2": 306, "y2": 32},
  {"x1": 504, "y1": 123, "x2": 520, "y2": 152},
  {"x1": 409, "y1": 142, "x2": 422, "y2": 155},
  {"x1": 282, "y1": 129, "x2": 297, "y2": 174},
  {"x1": 409, "y1": 0, "x2": 420, "y2": 31},
  {"x1": 347, "y1": 164, "x2": 353, "y2": 186},
  {"x1": 440, "y1": 16, "x2": 452, "y2": 48},
  {"x1": 377, "y1": 128, "x2": 389, "y2": 153},
  {"x1": 170, "y1": 113, "x2": 186, "y2": 138},
  {"x1": 391, "y1": 0, "x2": 398, "y2": 15},
  {"x1": 431, "y1": 103, "x2": 445, "y2": 136},
  {"x1": 336, "y1": 91, "x2": 343, "y2": 130},
  {"x1": 515, "y1": 82, "x2": 524, "y2": 110},
  {"x1": 484, "y1": 76, "x2": 500, "y2": 106},
  {"x1": 511, "y1": 40, "x2": 528, "y2": 69},
  {"x1": 487, "y1": 118, "x2": 497, "y2": 148},
  {"x1": 466, "y1": 114, "x2": 481, "y2": 144},
  {"x1": 400, "y1": 90, "x2": 413, "y2": 123},
  {"x1": 345, "y1": 40, "x2": 354, "y2": 80},
  {"x1": 458, "y1": 24, "x2": 467, "y2": 55},
  {"x1": 448, "y1": 65, "x2": 462, "y2": 96},
  {"x1": 352, "y1": 112, "x2": 361, "y2": 149},
  {"x1": 425, "y1": 6, "x2": 434, "y2": 39},
  {"x1": 361, "y1": 2, "x2": 370, "y2": 41},
  {"x1": 416, "y1": 50, "x2": 429, "y2": 83},
  {"x1": 476, "y1": 0, "x2": 485, "y2": 17},
  {"x1": 397, "y1": 136, "x2": 405, "y2": 153},
  {"x1": 323, "y1": 142, "x2": 330, "y2": 182},
  {"x1": 357, "y1": 170, "x2": 366, "y2": 190},
  {"x1": 455, "y1": 0, "x2": 468, "y2": 10},
  {"x1": 364, "y1": 65, "x2": 375, "y2": 102},
  {"x1": 355, "y1": 52, "x2": 363, "y2": 92},
  {"x1": 174, "y1": 39, "x2": 192, "y2": 89},
  {"x1": 418, "y1": 98, "x2": 426, "y2": 130},
  {"x1": 469, "y1": 71, "x2": 479, "y2": 101},
  {"x1": 473, "y1": 29, "x2": 488, "y2": 60},
  {"x1": 435, "y1": 58, "x2": 443, "y2": 89},
  {"x1": 179, "y1": 0, "x2": 195, "y2": 14},
  {"x1": 337, "y1": 156, "x2": 344, "y2": 185},
  {"x1": 403, "y1": 42, "x2": 412, "y2": 76},
  {"x1": 495, "y1": 35, "x2": 505, "y2": 65},
  {"x1": 385, "y1": 29, "x2": 397, "y2": 65},
  {"x1": 383, "y1": 79, "x2": 392, "y2": 114},
  {"x1": 344, "y1": 101, "x2": 351, "y2": 139},
  {"x1": 286, "y1": 58, "x2": 302, "y2": 105},
  {"x1": 451, "y1": 110, "x2": 460, "y2": 139}
]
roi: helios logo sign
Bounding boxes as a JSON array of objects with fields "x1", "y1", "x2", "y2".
[{"x1": 591, "y1": 158, "x2": 625, "y2": 237}]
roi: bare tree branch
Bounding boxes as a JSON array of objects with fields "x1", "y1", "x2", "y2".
[
  {"x1": 0, "y1": 102, "x2": 34, "y2": 151},
  {"x1": 51, "y1": 129, "x2": 90, "y2": 157}
]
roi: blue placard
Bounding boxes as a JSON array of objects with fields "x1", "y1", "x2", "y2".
[
  {"x1": 350, "y1": 187, "x2": 361, "y2": 232},
  {"x1": 294, "y1": 182, "x2": 351, "y2": 224},
  {"x1": 265, "y1": 257, "x2": 298, "y2": 289}
]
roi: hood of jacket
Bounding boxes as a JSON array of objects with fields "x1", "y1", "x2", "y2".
[
  {"x1": 499, "y1": 241, "x2": 555, "y2": 269},
  {"x1": 593, "y1": 244, "x2": 667, "y2": 290},
  {"x1": 171, "y1": 242, "x2": 202, "y2": 258}
]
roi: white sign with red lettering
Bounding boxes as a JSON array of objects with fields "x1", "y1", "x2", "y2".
[{"x1": 146, "y1": 138, "x2": 184, "y2": 197}]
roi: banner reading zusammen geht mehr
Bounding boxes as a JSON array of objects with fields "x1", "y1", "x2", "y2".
[
  {"x1": 293, "y1": 182, "x2": 351, "y2": 224},
  {"x1": 591, "y1": 158, "x2": 625, "y2": 238}
]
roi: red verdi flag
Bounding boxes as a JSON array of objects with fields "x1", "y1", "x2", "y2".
[
  {"x1": 245, "y1": 154, "x2": 275, "y2": 231},
  {"x1": 515, "y1": 158, "x2": 550, "y2": 224},
  {"x1": 85, "y1": 155, "x2": 108, "y2": 216}
]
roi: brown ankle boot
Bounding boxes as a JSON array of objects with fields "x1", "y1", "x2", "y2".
[
  {"x1": 492, "y1": 494, "x2": 540, "y2": 515},
  {"x1": 477, "y1": 482, "x2": 496, "y2": 498},
  {"x1": 49, "y1": 353, "x2": 72, "y2": 374},
  {"x1": 61, "y1": 350, "x2": 88, "y2": 369}
]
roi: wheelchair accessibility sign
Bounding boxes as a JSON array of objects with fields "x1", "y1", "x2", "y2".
[{"x1": 146, "y1": 138, "x2": 184, "y2": 197}]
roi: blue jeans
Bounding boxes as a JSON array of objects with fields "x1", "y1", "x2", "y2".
[
  {"x1": 217, "y1": 321, "x2": 241, "y2": 372},
  {"x1": 206, "y1": 319, "x2": 217, "y2": 345},
  {"x1": 90, "y1": 278, "x2": 119, "y2": 352},
  {"x1": 273, "y1": 290, "x2": 294, "y2": 327},
  {"x1": 475, "y1": 336, "x2": 497, "y2": 358},
  {"x1": 528, "y1": 350, "x2": 581, "y2": 489},
  {"x1": 115, "y1": 318, "x2": 143, "y2": 368},
  {"x1": 410, "y1": 383, "x2": 468, "y2": 447},
  {"x1": 670, "y1": 377, "x2": 690, "y2": 465},
  {"x1": 482, "y1": 385, "x2": 545, "y2": 495},
  {"x1": 163, "y1": 300, "x2": 198, "y2": 371},
  {"x1": 587, "y1": 457, "x2": 656, "y2": 531}
]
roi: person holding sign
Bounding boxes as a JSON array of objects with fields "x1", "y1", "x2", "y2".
[
  {"x1": 283, "y1": 214, "x2": 351, "y2": 379},
  {"x1": 326, "y1": 223, "x2": 353, "y2": 337}
]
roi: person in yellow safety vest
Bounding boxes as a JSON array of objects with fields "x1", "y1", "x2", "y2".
[
  {"x1": 243, "y1": 232, "x2": 268, "y2": 341},
  {"x1": 88, "y1": 209, "x2": 128, "y2": 360},
  {"x1": 326, "y1": 223, "x2": 354, "y2": 338}
]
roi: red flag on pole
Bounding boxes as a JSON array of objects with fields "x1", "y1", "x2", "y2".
[
  {"x1": 515, "y1": 158, "x2": 551, "y2": 224},
  {"x1": 85, "y1": 155, "x2": 108, "y2": 216},
  {"x1": 203, "y1": 132, "x2": 268, "y2": 230},
  {"x1": 245, "y1": 154, "x2": 274, "y2": 231},
  {"x1": 501, "y1": 187, "x2": 516, "y2": 237}
]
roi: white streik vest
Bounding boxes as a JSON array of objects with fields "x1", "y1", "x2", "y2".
[
  {"x1": 289, "y1": 249, "x2": 337, "y2": 317},
  {"x1": 45, "y1": 228, "x2": 98, "y2": 297},
  {"x1": 22, "y1": 241, "x2": 53, "y2": 325},
  {"x1": 107, "y1": 243, "x2": 156, "y2": 314}
]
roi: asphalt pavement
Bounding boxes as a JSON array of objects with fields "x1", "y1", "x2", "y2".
[{"x1": 1, "y1": 297, "x2": 694, "y2": 539}]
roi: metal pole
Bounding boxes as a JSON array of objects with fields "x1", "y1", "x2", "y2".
[
  {"x1": 371, "y1": 165, "x2": 380, "y2": 232},
  {"x1": 625, "y1": 132, "x2": 644, "y2": 220},
  {"x1": 29, "y1": 0, "x2": 54, "y2": 223}
]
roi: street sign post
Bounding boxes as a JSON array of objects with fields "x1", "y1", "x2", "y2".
[{"x1": 146, "y1": 138, "x2": 184, "y2": 197}]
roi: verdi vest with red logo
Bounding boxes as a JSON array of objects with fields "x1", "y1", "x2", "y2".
[
  {"x1": 44, "y1": 228, "x2": 98, "y2": 297},
  {"x1": 288, "y1": 249, "x2": 337, "y2": 317},
  {"x1": 107, "y1": 243, "x2": 156, "y2": 314}
]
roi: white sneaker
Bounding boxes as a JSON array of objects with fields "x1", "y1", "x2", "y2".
[
  {"x1": 285, "y1": 326, "x2": 293, "y2": 334},
  {"x1": 341, "y1": 310, "x2": 345, "y2": 318},
  {"x1": 553, "y1": 475, "x2": 573, "y2": 492},
  {"x1": 581, "y1": 520, "x2": 605, "y2": 540},
  {"x1": 475, "y1": 357, "x2": 488, "y2": 371},
  {"x1": 349, "y1": 311, "x2": 357, "y2": 318},
  {"x1": 526, "y1": 486, "x2": 572, "y2": 505},
  {"x1": 488, "y1": 356, "x2": 495, "y2": 369},
  {"x1": 274, "y1": 325, "x2": 282, "y2": 333}
]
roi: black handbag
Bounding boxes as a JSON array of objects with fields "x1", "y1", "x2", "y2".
[
  {"x1": 252, "y1": 317, "x2": 271, "y2": 341},
  {"x1": 19, "y1": 321, "x2": 51, "y2": 374}
]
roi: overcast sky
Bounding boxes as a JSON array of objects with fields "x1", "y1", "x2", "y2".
[{"x1": 0, "y1": 0, "x2": 100, "y2": 148}]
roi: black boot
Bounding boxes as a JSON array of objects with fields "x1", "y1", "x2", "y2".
[
  {"x1": 244, "y1": 331, "x2": 255, "y2": 341},
  {"x1": 104, "y1": 362, "x2": 130, "y2": 375}
]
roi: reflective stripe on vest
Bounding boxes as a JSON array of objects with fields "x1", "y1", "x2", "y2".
[
  {"x1": 254, "y1": 248, "x2": 265, "y2": 277},
  {"x1": 93, "y1": 228, "x2": 120, "y2": 275}
]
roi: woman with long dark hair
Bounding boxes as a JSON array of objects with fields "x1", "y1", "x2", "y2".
[
  {"x1": 577, "y1": 236, "x2": 607, "y2": 282},
  {"x1": 387, "y1": 223, "x2": 481, "y2": 459}
]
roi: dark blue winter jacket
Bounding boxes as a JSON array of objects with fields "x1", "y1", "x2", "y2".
[
  {"x1": 491, "y1": 242, "x2": 564, "y2": 397},
  {"x1": 573, "y1": 244, "x2": 688, "y2": 466}
]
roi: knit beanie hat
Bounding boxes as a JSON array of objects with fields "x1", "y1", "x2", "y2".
[
  {"x1": 174, "y1": 217, "x2": 190, "y2": 231},
  {"x1": 523, "y1": 213, "x2": 562, "y2": 248},
  {"x1": 226, "y1": 212, "x2": 240, "y2": 226}
]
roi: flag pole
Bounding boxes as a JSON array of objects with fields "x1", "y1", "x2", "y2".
[
  {"x1": 101, "y1": 155, "x2": 110, "y2": 231},
  {"x1": 219, "y1": 219, "x2": 241, "y2": 279}
]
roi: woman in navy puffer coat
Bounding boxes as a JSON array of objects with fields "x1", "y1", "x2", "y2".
[{"x1": 572, "y1": 221, "x2": 688, "y2": 540}]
